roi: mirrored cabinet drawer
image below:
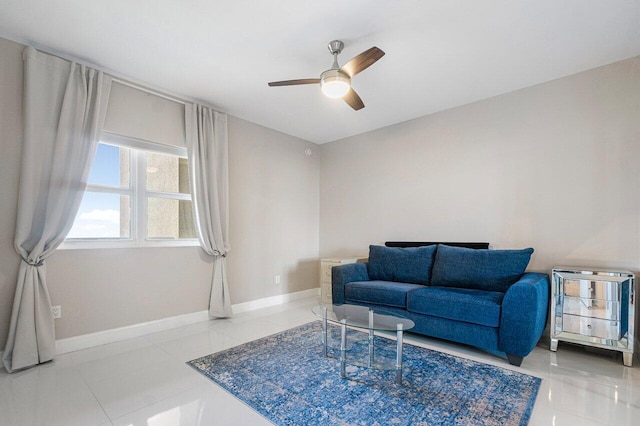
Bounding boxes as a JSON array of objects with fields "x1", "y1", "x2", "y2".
[
  {"x1": 562, "y1": 314, "x2": 621, "y2": 340},
  {"x1": 563, "y1": 279, "x2": 619, "y2": 301},
  {"x1": 562, "y1": 297, "x2": 619, "y2": 321}
]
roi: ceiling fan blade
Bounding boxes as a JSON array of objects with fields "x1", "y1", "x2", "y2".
[
  {"x1": 340, "y1": 47, "x2": 385, "y2": 78},
  {"x1": 343, "y1": 88, "x2": 365, "y2": 111},
  {"x1": 268, "y1": 78, "x2": 320, "y2": 87}
]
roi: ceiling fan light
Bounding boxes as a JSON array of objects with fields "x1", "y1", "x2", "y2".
[{"x1": 320, "y1": 70, "x2": 351, "y2": 98}]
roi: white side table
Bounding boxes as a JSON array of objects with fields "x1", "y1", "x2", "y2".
[{"x1": 320, "y1": 257, "x2": 367, "y2": 304}]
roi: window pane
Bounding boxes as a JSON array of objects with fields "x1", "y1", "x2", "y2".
[
  {"x1": 147, "y1": 197, "x2": 196, "y2": 239},
  {"x1": 67, "y1": 192, "x2": 131, "y2": 239},
  {"x1": 146, "y1": 152, "x2": 190, "y2": 194},
  {"x1": 88, "y1": 143, "x2": 130, "y2": 188}
]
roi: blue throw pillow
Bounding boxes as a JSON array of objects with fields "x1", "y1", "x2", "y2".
[
  {"x1": 431, "y1": 245, "x2": 534, "y2": 292},
  {"x1": 367, "y1": 245, "x2": 437, "y2": 285}
]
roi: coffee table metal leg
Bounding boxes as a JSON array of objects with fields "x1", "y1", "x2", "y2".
[
  {"x1": 396, "y1": 323, "x2": 404, "y2": 385},
  {"x1": 322, "y1": 306, "x2": 328, "y2": 357},
  {"x1": 340, "y1": 319, "x2": 347, "y2": 379},
  {"x1": 368, "y1": 309, "x2": 374, "y2": 367}
]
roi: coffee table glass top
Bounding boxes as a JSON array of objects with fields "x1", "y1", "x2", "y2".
[{"x1": 312, "y1": 303, "x2": 415, "y2": 332}]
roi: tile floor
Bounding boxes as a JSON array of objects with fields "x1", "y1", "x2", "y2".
[{"x1": 0, "y1": 295, "x2": 638, "y2": 425}]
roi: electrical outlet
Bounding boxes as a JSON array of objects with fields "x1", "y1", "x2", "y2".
[
  {"x1": 275, "y1": 275, "x2": 281, "y2": 285},
  {"x1": 51, "y1": 305, "x2": 62, "y2": 319}
]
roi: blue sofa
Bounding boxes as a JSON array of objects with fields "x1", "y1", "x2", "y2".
[{"x1": 331, "y1": 244, "x2": 550, "y2": 366}]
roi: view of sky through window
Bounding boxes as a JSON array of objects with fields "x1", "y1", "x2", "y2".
[
  {"x1": 87, "y1": 143, "x2": 122, "y2": 187},
  {"x1": 67, "y1": 144, "x2": 127, "y2": 238}
]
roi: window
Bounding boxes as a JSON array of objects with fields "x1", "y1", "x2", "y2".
[{"x1": 64, "y1": 133, "x2": 197, "y2": 248}]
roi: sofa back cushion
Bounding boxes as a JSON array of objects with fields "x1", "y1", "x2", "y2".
[
  {"x1": 431, "y1": 245, "x2": 534, "y2": 292},
  {"x1": 367, "y1": 244, "x2": 437, "y2": 285}
]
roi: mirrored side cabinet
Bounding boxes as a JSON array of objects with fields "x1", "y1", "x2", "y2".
[{"x1": 550, "y1": 267, "x2": 635, "y2": 366}]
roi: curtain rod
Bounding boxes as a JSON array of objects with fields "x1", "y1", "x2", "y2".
[{"x1": 1, "y1": 32, "x2": 224, "y2": 111}]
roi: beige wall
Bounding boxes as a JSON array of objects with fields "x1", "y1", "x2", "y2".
[
  {"x1": 320, "y1": 56, "x2": 640, "y2": 274},
  {"x1": 0, "y1": 38, "x2": 320, "y2": 344},
  {"x1": 44, "y1": 248, "x2": 213, "y2": 337},
  {"x1": 227, "y1": 116, "x2": 320, "y2": 302}
]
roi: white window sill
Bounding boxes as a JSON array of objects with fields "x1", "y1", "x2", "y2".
[{"x1": 59, "y1": 239, "x2": 201, "y2": 250}]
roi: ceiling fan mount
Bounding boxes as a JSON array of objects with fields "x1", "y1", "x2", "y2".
[
  {"x1": 268, "y1": 40, "x2": 385, "y2": 111},
  {"x1": 327, "y1": 40, "x2": 344, "y2": 56}
]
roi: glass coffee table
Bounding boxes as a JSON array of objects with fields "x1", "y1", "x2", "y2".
[{"x1": 312, "y1": 303, "x2": 415, "y2": 385}]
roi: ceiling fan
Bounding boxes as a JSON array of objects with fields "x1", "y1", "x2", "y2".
[{"x1": 268, "y1": 40, "x2": 385, "y2": 111}]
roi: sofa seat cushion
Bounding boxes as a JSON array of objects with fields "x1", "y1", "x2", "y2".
[
  {"x1": 367, "y1": 244, "x2": 437, "y2": 285},
  {"x1": 345, "y1": 280, "x2": 426, "y2": 308},
  {"x1": 407, "y1": 287, "x2": 505, "y2": 327},
  {"x1": 431, "y1": 244, "x2": 534, "y2": 292}
]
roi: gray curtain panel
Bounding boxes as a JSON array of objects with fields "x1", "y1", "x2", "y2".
[
  {"x1": 185, "y1": 104, "x2": 232, "y2": 318},
  {"x1": 2, "y1": 47, "x2": 111, "y2": 372}
]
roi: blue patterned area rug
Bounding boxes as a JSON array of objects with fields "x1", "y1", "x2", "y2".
[{"x1": 187, "y1": 321, "x2": 541, "y2": 425}]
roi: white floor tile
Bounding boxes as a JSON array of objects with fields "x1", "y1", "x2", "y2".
[
  {"x1": 67, "y1": 335, "x2": 154, "y2": 365},
  {"x1": 607, "y1": 403, "x2": 640, "y2": 425},
  {"x1": 218, "y1": 317, "x2": 290, "y2": 346},
  {"x1": 111, "y1": 383, "x2": 271, "y2": 426},
  {"x1": 88, "y1": 360, "x2": 205, "y2": 419},
  {"x1": 528, "y1": 405, "x2": 606, "y2": 425},
  {"x1": 155, "y1": 328, "x2": 235, "y2": 362},
  {"x1": 554, "y1": 375, "x2": 640, "y2": 424},
  {"x1": 145, "y1": 321, "x2": 214, "y2": 344},
  {"x1": 261, "y1": 307, "x2": 317, "y2": 328},
  {"x1": 3, "y1": 295, "x2": 639, "y2": 425},
  {"x1": 0, "y1": 362, "x2": 109, "y2": 426},
  {"x1": 76, "y1": 344, "x2": 176, "y2": 384}
]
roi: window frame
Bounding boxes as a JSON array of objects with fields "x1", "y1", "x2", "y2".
[{"x1": 61, "y1": 132, "x2": 199, "y2": 250}]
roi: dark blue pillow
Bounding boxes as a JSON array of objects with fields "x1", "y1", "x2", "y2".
[
  {"x1": 367, "y1": 245, "x2": 437, "y2": 285},
  {"x1": 431, "y1": 245, "x2": 534, "y2": 292}
]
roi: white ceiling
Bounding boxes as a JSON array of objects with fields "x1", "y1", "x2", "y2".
[{"x1": 1, "y1": 1, "x2": 639, "y2": 144}]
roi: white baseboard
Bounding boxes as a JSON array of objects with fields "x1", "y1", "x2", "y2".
[
  {"x1": 55, "y1": 309, "x2": 211, "y2": 355},
  {"x1": 231, "y1": 287, "x2": 319, "y2": 314},
  {"x1": 54, "y1": 287, "x2": 320, "y2": 356}
]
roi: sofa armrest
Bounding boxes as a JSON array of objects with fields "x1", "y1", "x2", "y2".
[
  {"x1": 331, "y1": 263, "x2": 369, "y2": 304},
  {"x1": 499, "y1": 272, "x2": 550, "y2": 358}
]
